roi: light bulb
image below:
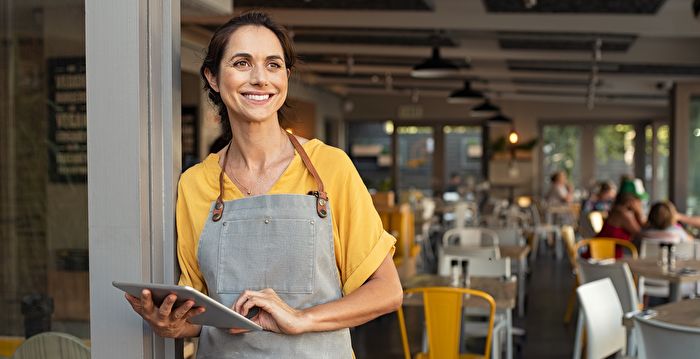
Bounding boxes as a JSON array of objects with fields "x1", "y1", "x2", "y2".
[{"x1": 508, "y1": 130, "x2": 519, "y2": 144}]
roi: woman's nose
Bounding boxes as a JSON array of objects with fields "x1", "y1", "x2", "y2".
[{"x1": 249, "y1": 65, "x2": 269, "y2": 86}]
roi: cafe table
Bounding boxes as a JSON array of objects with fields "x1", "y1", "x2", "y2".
[
  {"x1": 499, "y1": 245, "x2": 531, "y2": 317},
  {"x1": 402, "y1": 274, "x2": 517, "y2": 359},
  {"x1": 622, "y1": 259, "x2": 700, "y2": 302}
]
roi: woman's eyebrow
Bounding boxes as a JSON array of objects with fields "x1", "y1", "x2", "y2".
[{"x1": 228, "y1": 53, "x2": 284, "y2": 61}]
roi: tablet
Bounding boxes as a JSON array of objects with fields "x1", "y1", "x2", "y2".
[{"x1": 113, "y1": 281, "x2": 262, "y2": 331}]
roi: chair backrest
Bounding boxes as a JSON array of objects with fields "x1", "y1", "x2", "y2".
[
  {"x1": 488, "y1": 227, "x2": 524, "y2": 246},
  {"x1": 398, "y1": 287, "x2": 496, "y2": 359},
  {"x1": 11, "y1": 332, "x2": 90, "y2": 359},
  {"x1": 576, "y1": 278, "x2": 626, "y2": 359},
  {"x1": 577, "y1": 260, "x2": 639, "y2": 313},
  {"x1": 442, "y1": 228, "x2": 500, "y2": 247},
  {"x1": 439, "y1": 248, "x2": 507, "y2": 276},
  {"x1": 640, "y1": 240, "x2": 696, "y2": 260},
  {"x1": 561, "y1": 225, "x2": 577, "y2": 268},
  {"x1": 574, "y1": 238, "x2": 638, "y2": 259},
  {"x1": 589, "y1": 211, "x2": 604, "y2": 233},
  {"x1": 634, "y1": 314, "x2": 700, "y2": 359}
]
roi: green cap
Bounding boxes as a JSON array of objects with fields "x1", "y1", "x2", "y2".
[{"x1": 619, "y1": 178, "x2": 649, "y2": 201}]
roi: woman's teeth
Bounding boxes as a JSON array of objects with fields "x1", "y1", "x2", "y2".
[{"x1": 244, "y1": 94, "x2": 270, "y2": 101}]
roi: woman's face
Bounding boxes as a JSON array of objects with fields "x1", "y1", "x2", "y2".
[{"x1": 210, "y1": 25, "x2": 288, "y2": 124}]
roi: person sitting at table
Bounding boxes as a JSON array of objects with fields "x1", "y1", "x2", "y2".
[
  {"x1": 546, "y1": 171, "x2": 573, "y2": 205},
  {"x1": 582, "y1": 180, "x2": 616, "y2": 214},
  {"x1": 640, "y1": 201, "x2": 690, "y2": 245},
  {"x1": 596, "y1": 192, "x2": 646, "y2": 258}
]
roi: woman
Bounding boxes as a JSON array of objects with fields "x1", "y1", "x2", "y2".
[
  {"x1": 124, "y1": 12, "x2": 402, "y2": 357},
  {"x1": 546, "y1": 171, "x2": 573, "y2": 205},
  {"x1": 640, "y1": 201, "x2": 689, "y2": 245},
  {"x1": 596, "y1": 192, "x2": 645, "y2": 258}
]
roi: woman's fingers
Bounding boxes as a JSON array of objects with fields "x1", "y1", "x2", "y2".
[
  {"x1": 158, "y1": 295, "x2": 177, "y2": 319},
  {"x1": 140, "y1": 290, "x2": 155, "y2": 312},
  {"x1": 233, "y1": 289, "x2": 256, "y2": 313},
  {"x1": 171, "y1": 300, "x2": 194, "y2": 320},
  {"x1": 183, "y1": 306, "x2": 206, "y2": 320}
]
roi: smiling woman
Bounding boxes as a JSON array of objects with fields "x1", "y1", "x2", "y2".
[{"x1": 123, "y1": 11, "x2": 403, "y2": 358}]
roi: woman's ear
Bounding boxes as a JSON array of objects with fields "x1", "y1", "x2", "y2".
[
  {"x1": 286, "y1": 68, "x2": 291, "y2": 78},
  {"x1": 204, "y1": 68, "x2": 220, "y2": 93}
]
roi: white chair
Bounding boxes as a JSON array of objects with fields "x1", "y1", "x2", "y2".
[
  {"x1": 528, "y1": 203, "x2": 563, "y2": 260},
  {"x1": 634, "y1": 313, "x2": 700, "y2": 359},
  {"x1": 442, "y1": 227, "x2": 500, "y2": 248},
  {"x1": 11, "y1": 332, "x2": 90, "y2": 359},
  {"x1": 576, "y1": 260, "x2": 639, "y2": 357},
  {"x1": 438, "y1": 246, "x2": 503, "y2": 276},
  {"x1": 574, "y1": 278, "x2": 627, "y2": 359},
  {"x1": 489, "y1": 228, "x2": 525, "y2": 247},
  {"x1": 459, "y1": 257, "x2": 513, "y2": 359}
]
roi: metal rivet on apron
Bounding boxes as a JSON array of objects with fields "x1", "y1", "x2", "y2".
[
  {"x1": 264, "y1": 219, "x2": 270, "y2": 224},
  {"x1": 318, "y1": 199, "x2": 326, "y2": 206},
  {"x1": 222, "y1": 222, "x2": 227, "y2": 226},
  {"x1": 310, "y1": 220, "x2": 315, "y2": 225}
]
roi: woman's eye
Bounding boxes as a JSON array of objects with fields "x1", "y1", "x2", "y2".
[
  {"x1": 268, "y1": 62, "x2": 283, "y2": 70},
  {"x1": 233, "y1": 60, "x2": 251, "y2": 68}
]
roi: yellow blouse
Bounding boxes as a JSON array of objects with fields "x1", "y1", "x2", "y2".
[{"x1": 176, "y1": 139, "x2": 395, "y2": 295}]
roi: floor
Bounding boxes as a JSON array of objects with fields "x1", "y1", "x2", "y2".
[{"x1": 351, "y1": 246, "x2": 578, "y2": 358}]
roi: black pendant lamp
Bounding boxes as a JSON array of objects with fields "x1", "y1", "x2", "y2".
[
  {"x1": 447, "y1": 81, "x2": 483, "y2": 104},
  {"x1": 471, "y1": 99, "x2": 500, "y2": 116},
  {"x1": 411, "y1": 46, "x2": 459, "y2": 78},
  {"x1": 486, "y1": 113, "x2": 513, "y2": 126}
]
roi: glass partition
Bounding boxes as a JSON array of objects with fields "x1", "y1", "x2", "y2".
[
  {"x1": 443, "y1": 125, "x2": 483, "y2": 191},
  {"x1": 397, "y1": 126, "x2": 434, "y2": 196},
  {"x1": 542, "y1": 125, "x2": 581, "y2": 189},
  {"x1": 0, "y1": 0, "x2": 89, "y2": 348},
  {"x1": 347, "y1": 122, "x2": 393, "y2": 191},
  {"x1": 594, "y1": 124, "x2": 636, "y2": 183}
]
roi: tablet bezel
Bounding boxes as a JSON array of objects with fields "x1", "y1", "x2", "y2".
[{"x1": 113, "y1": 281, "x2": 262, "y2": 331}]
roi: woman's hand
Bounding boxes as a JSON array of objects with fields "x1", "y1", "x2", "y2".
[
  {"x1": 125, "y1": 290, "x2": 205, "y2": 338},
  {"x1": 230, "y1": 288, "x2": 310, "y2": 335}
]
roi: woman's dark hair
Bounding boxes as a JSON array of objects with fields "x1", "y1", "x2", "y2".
[
  {"x1": 647, "y1": 201, "x2": 676, "y2": 230},
  {"x1": 200, "y1": 11, "x2": 297, "y2": 143}
]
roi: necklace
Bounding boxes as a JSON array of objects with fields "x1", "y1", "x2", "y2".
[{"x1": 230, "y1": 171, "x2": 253, "y2": 196}]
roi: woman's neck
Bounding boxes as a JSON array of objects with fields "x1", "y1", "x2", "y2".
[{"x1": 227, "y1": 120, "x2": 290, "y2": 171}]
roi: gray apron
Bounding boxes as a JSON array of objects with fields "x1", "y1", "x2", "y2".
[{"x1": 195, "y1": 133, "x2": 353, "y2": 358}]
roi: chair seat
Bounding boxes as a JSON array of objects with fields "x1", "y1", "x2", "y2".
[{"x1": 415, "y1": 352, "x2": 486, "y2": 359}]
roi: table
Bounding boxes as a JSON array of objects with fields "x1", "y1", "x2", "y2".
[
  {"x1": 648, "y1": 298, "x2": 700, "y2": 327},
  {"x1": 622, "y1": 259, "x2": 700, "y2": 301},
  {"x1": 402, "y1": 274, "x2": 516, "y2": 359},
  {"x1": 500, "y1": 245, "x2": 531, "y2": 317}
]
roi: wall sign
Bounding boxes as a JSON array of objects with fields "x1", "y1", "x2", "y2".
[{"x1": 48, "y1": 57, "x2": 86, "y2": 183}]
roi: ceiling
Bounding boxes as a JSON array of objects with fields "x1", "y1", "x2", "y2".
[{"x1": 181, "y1": 0, "x2": 700, "y2": 108}]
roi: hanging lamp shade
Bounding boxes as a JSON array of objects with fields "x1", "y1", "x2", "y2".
[
  {"x1": 486, "y1": 113, "x2": 513, "y2": 125},
  {"x1": 447, "y1": 81, "x2": 483, "y2": 104},
  {"x1": 411, "y1": 46, "x2": 459, "y2": 78},
  {"x1": 471, "y1": 99, "x2": 500, "y2": 116}
]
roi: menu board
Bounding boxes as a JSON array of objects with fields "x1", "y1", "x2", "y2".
[{"x1": 48, "y1": 57, "x2": 87, "y2": 183}]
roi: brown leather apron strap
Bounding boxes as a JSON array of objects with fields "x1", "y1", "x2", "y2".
[
  {"x1": 212, "y1": 133, "x2": 328, "y2": 222},
  {"x1": 286, "y1": 132, "x2": 329, "y2": 218}
]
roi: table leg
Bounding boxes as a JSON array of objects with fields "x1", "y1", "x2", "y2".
[
  {"x1": 518, "y1": 258, "x2": 526, "y2": 317},
  {"x1": 506, "y1": 310, "x2": 513, "y2": 359},
  {"x1": 669, "y1": 282, "x2": 682, "y2": 302}
]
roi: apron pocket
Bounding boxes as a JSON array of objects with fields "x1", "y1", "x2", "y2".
[{"x1": 217, "y1": 218, "x2": 316, "y2": 294}]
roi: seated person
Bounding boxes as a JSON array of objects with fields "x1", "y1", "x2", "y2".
[
  {"x1": 640, "y1": 201, "x2": 689, "y2": 245},
  {"x1": 596, "y1": 192, "x2": 645, "y2": 258},
  {"x1": 546, "y1": 171, "x2": 573, "y2": 205},
  {"x1": 582, "y1": 180, "x2": 616, "y2": 214}
]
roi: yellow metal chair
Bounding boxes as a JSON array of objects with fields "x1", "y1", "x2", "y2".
[
  {"x1": 560, "y1": 225, "x2": 579, "y2": 324},
  {"x1": 573, "y1": 238, "x2": 638, "y2": 260},
  {"x1": 397, "y1": 287, "x2": 496, "y2": 359}
]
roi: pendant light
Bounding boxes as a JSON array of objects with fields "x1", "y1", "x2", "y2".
[
  {"x1": 411, "y1": 46, "x2": 459, "y2": 78},
  {"x1": 508, "y1": 128, "x2": 519, "y2": 144},
  {"x1": 447, "y1": 81, "x2": 483, "y2": 104},
  {"x1": 486, "y1": 113, "x2": 513, "y2": 126},
  {"x1": 471, "y1": 99, "x2": 500, "y2": 116}
]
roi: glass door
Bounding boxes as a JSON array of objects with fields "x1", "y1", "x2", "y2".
[{"x1": 397, "y1": 126, "x2": 434, "y2": 197}]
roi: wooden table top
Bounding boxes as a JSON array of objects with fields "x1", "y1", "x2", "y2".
[
  {"x1": 649, "y1": 298, "x2": 700, "y2": 328},
  {"x1": 401, "y1": 274, "x2": 516, "y2": 310},
  {"x1": 499, "y1": 245, "x2": 531, "y2": 260},
  {"x1": 622, "y1": 258, "x2": 700, "y2": 283}
]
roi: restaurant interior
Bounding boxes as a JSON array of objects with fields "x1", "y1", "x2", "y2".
[{"x1": 2, "y1": 0, "x2": 700, "y2": 358}]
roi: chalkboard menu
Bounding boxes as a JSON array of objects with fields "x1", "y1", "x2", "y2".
[{"x1": 48, "y1": 57, "x2": 87, "y2": 183}]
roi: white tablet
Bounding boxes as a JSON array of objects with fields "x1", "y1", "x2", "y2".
[{"x1": 113, "y1": 281, "x2": 262, "y2": 331}]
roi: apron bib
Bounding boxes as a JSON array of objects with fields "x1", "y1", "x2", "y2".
[{"x1": 195, "y1": 134, "x2": 352, "y2": 358}]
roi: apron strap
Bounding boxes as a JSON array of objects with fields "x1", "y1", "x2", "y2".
[
  {"x1": 286, "y1": 132, "x2": 329, "y2": 218},
  {"x1": 212, "y1": 131, "x2": 329, "y2": 222}
]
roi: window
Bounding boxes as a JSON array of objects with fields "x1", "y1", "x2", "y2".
[
  {"x1": 443, "y1": 125, "x2": 483, "y2": 186},
  {"x1": 595, "y1": 124, "x2": 636, "y2": 183},
  {"x1": 542, "y1": 125, "x2": 581, "y2": 189}
]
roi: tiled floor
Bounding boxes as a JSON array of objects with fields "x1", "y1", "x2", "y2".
[{"x1": 351, "y1": 249, "x2": 578, "y2": 358}]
